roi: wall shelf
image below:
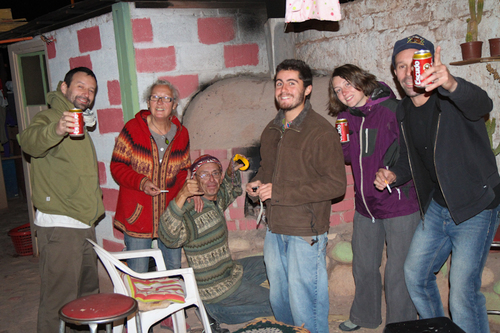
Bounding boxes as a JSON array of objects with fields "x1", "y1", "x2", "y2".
[{"x1": 450, "y1": 56, "x2": 500, "y2": 66}]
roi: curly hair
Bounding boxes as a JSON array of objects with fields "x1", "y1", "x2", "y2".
[
  {"x1": 328, "y1": 64, "x2": 378, "y2": 117},
  {"x1": 275, "y1": 59, "x2": 313, "y2": 90}
]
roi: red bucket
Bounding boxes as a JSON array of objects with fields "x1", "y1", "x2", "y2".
[{"x1": 8, "y1": 223, "x2": 33, "y2": 256}]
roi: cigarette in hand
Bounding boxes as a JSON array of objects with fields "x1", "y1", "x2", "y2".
[
  {"x1": 385, "y1": 166, "x2": 392, "y2": 193},
  {"x1": 385, "y1": 180, "x2": 392, "y2": 194},
  {"x1": 160, "y1": 190, "x2": 169, "y2": 193}
]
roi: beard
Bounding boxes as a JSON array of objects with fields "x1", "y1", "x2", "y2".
[
  {"x1": 277, "y1": 90, "x2": 306, "y2": 112},
  {"x1": 68, "y1": 94, "x2": 91, "y2": 110}
]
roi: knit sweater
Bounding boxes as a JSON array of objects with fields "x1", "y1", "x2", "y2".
[
  {"x1": 111, "y1": 110, "x2": 190, "y2": 238},
  {"x1": 158, "y1": 171, "x2": 243, "y2": 303},
  {"x1": 19, "y1": 83, "x2": 104, "y2": 225}
]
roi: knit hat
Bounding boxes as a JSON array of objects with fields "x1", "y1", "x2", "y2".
[
  {"x1": 191, "y1": 154, "x2": 222, "y2": 178},
  {"x1": 392, "y1": 34, "x2": 435, "y2": 68}
]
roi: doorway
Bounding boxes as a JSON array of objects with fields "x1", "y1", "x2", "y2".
[{"x1": 7, "y1": 37, "x2": 50, "y2": 256}]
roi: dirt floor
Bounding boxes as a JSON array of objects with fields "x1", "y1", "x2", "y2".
[{"x1": 2, "y1": 197, "x2": 500, "y2": 333}]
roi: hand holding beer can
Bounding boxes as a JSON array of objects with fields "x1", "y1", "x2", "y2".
[
  {"x1": 335, "y1": 118, "x2": 349, "y2": 143},
  {"x1": 69, "y1": 108, "x2": 84, "y2": 137},
  {"x1": 412, "y1": 50, "x2": 432, "y2": 88}
]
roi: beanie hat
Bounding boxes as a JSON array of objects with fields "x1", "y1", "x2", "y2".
[
  {"x1": 191, "y1": 154, "x2": 222, "y2": 178},
  {"x1": 392, "y1": 34, "x2": 435, "y2": 68}
]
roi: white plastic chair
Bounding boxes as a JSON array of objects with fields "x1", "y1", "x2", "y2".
[{"x1": 87, "y1": 239, "x2": 212, "y2": 333}]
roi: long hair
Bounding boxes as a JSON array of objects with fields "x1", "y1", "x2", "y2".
[{"x1": 328, "y1": 64, "x2": 378, "y2": 117}]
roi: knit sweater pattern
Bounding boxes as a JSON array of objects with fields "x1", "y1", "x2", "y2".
[
  {"x1": 111, "y1": 110, "x2": 190, "y2": 238},
  {"x1": 158, "y1": 172, "x2": 244, "y2": 303}
]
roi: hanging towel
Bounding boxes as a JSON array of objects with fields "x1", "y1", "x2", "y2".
[{"x1": 285, "y1": 0, "x2": 342, "y2": 23}]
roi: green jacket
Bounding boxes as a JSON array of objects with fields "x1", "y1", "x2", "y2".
[{"x1": 19, "y1": 83, "x2": 104, "y2": 225}]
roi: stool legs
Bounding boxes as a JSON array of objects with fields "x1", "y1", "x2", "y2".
[{"x1": 59, "y1": 320, "x2": 113, "y2": 333}]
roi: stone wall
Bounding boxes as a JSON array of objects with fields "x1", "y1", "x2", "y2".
[{"x1": 292, "y1": 0, "x2": 500, "y2": 131}]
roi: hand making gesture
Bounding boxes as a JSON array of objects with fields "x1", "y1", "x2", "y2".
[{"x1": 420, "y1": 46, "x2": 458, "y2": 93}]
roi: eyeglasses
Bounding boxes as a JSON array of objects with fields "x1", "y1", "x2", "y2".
[
  {"x1": 149, "y1": 95, "x2": 174, "y2": 103},
  {"x1": 196, "y1": 171, "x2": 222, "y2": 180}
]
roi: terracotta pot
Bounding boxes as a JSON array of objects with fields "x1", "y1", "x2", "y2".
[
  {"x1": 489, "y1": 38, "x2": 500, "y2": 57},
  {"x1": 460, "y1": 41, "x2": 483, "y2": 60}
]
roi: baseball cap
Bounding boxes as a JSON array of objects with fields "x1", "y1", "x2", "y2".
[{"x1": 392, "y1": 34, "x2": 435, "y2": 67}]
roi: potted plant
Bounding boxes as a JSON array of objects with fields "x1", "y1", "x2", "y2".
[
  {"x1": 489, "y1": 38, "x2": 500, "y2": 57},
  {"x1": 460, "y1": 0, "x2": 484, "y2": 60}
]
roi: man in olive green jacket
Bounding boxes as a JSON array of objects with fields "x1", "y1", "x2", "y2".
[{"x1": 19, "y1": 67, "x2": 104, "y2": 333}]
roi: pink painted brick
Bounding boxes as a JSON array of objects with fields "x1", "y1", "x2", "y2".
[
  {"x1": 229, "y1": 207, "x2": 245, "y2": 220},
  {"x1": 224, "y1": 44, "x2": 259, "y2": 68},
  {"x1": 98, "y1": 161, "x2": 107, "y2": 185},
  {"x1": 329, "y1": 213, "x2": 342, "y2": 227},
  {"x1": 77, "y1": 26, "x2": 102, "y2": 53},
  {"x1": 132, "y1": 18, "x2": 153, "y2": 43},
  {"x1": 69, "y1": 55, "x2": 92, "y2": 70},
  {"x1": 190, "y1": 150, "x2": 201, "y2": 161},
  {"x1": 198, "y1": 17, "x2": 235, "y2": 45},
  {"x1": 237, "y1": 219, "x2": 257, "y2": 231},
  {"x1": 221, "y1": 160, "x2": 230, "y2": 172},
  {"x1": 235, "y1": 195, "x2": 245, "y2": 208},
  {"x1": 107, "y1": 80, "x2": 121, "y2": 105},
  {"x1": 47, "y1": 41, "x2": 56, "y2": 59},
  {"x1": 345, "y1": 185, "x2": 355, "y2": 199},
  {"x1": 346, "y1": 172, "x2": 354, "y2": 186},
  {"x1": 227, "y1": 220, "x2": 237, "y2": 231},
  {"x1": 103, "y1": 239, "x2": 125, "y2": 252},
  {"x1": 331, "y1": 199, "x2": 354, "y2": 212},
  {"x1": 345, "y1": 165, "x2": 353, "y2": 175},
  {"x1": 97, "y1": 108, "x2": 124, "y2": 134},
  {"x1": 102, "y1": 188, "x2": 119, "y2": 212},
  {"x1": 342, "y1": 210, "x2": 355, "y2": 223},
  {"x1": 136, "y1": 47, "x2": 176, "y2": 73},
  {"x1": 113, "y1": 227, "x2": 124, "y2": 240},
  {"x1": 159, "y1": 75, "x2": 199, "y2": 99},
  {"x1": 238, "y1": 219, "x2": 248, "y2": 230},
  {"x1": 202, "y1": 149, "x2": 228, "y2": 161}
]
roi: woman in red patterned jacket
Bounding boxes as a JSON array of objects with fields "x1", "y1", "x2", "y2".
[{"x1": 111, "y1": 79, "x2": 190, "y2": 272}]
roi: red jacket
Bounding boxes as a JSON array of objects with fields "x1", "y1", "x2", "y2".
[{"x1": 111, "y1": 110, "x2": 190, "y2": 238}]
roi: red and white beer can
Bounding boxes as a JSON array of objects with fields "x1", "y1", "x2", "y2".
[
  {"x1": 412, "y1": 50, "x2": 433, "y2": 88},
  {"x1": 335, "y1": 118, "x2": 349, "y2": 143},
  {"x1": 69, "y1": 108, "x2": 84, "y2": 137}
]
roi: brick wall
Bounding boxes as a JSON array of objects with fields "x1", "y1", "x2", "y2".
[
  {"x1": 293, "y1": 0, "x2": 500, "y2": 129},
  {"x1": 44, "y1": 5, "x2": 270, "y2": 249}
]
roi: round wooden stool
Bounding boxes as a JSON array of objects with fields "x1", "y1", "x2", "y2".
[{"x1": 59, "y1": 293, "x2": 141, "y2": 333}]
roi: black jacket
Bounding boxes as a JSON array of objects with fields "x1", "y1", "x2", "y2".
[{"x1": 391, "y1": 77, "x2": 500, "y2": 224}]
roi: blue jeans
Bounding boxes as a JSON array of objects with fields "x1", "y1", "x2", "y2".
[
  {"x1": 404, "y1": 199, "x2": 500, "y2": 333},
  {"x1": 264, "y1": 229, "x2": 329, "y2": 333},
  {"x1": 204, "y1": 256, "x2": 273, "y2": 324},
  {"x1": 124, "y1": 234, "x2": 182, "y2": 272}
]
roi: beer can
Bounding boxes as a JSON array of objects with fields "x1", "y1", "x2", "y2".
[
  {"x1": 412, "y1": 50, "x2": 433, "y2": 88},
  {"x1": 69, "y1": 108, "x2": 84, "y2": 137},
  {"x1": 335, "y1": 118, "x2": 349, "y2": 143}
]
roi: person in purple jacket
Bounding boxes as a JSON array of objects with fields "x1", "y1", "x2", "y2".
[{"x1": 328, "y1": 64, "x2": 420, "y2": 331}]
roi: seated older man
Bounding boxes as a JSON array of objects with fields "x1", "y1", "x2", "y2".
[{"x1": 159, "y1": 154, "x2": 273, "y2": 333}]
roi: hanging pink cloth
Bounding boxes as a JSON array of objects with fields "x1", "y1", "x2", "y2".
[{"x1": 285, "y1": 0, "x2": 342, "y2": 23}]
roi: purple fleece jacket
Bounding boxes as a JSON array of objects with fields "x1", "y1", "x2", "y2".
[{"x1": 338, "y1": 82, "x2": 419, "y2": 220}]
